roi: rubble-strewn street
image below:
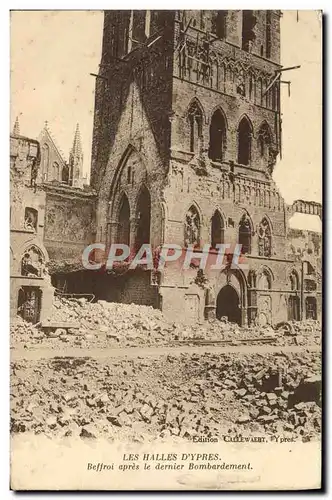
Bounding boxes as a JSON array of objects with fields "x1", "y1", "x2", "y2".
[
  {"x1": 10, "y1": 297, "x2": 321, "y2": 350},
  {"x1": 10, "y1": 297, "x2": 321, "y2": 444}
]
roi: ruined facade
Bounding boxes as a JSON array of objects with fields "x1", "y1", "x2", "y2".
[
  {"x1": 10, "y1": 132, "x2": 54, "y2": 323},
  {"x1": 10, "y1": 10, "x2": 322, "y2": 326},
  {"x1": 88, "y1": 10, "x2": 321, "y2": 325},
  {"x1": 10, "y1": 121, "x2": 95, "y2": 323}
]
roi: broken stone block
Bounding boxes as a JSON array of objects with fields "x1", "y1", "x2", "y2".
[
  {"x1": 266, "y1": 393, "x2": 277, "y2": 401},
  {"x1": 249, "y1": 408, "x2": 260, "y2": 419},
  {"x1": 46, "y1": 416, "x2": 57, "y2": 429},
  {"x1": 107, "y1": 416, "x2": 122, "y2": 427},
  {"x1": 63, "y1": 391, "x2": 76, "y2": 403},
  {"x1": 260, "y1": 406, "x2": 272, "y2": 415},
  {"x1": 236, "y1": 415, "x2": 251, "y2": 424},
  {"x1": 235, "y1": 388, "x2": 247, "y2": 397},
  {"x1": 80, "y1": 425, "x2": 97, "y2": 439}
]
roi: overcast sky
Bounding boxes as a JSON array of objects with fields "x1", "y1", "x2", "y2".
[{"x1": 10, "y1": 10, "x2": 322, "y2": 204}]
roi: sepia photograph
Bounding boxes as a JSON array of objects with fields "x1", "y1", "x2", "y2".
[{"x1": 10, "y1": 9, "x2": 322, "y2": 491}]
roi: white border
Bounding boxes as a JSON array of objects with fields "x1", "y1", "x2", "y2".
[{"x1": 2, "y1": 2, "x2": 330, "y2": 498}]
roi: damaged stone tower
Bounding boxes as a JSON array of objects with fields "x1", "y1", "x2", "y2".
[{"x1": 90, "y1": 10, "x2": 320, "y2": 325}]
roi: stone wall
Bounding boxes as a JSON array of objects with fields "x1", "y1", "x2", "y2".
[{"x1": 43, "y1": 185, "x2": 96, "y2": 263}]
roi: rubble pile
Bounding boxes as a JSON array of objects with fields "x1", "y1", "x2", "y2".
[
  {"x1": 11, "y1": 351, "x2": 321, "y2": 442},
  {"x1": 11, "y1": 298, "x2": 321, "y2": 349},
  {"x1": 11, "y1": 316, "x2": 44, "y2": 344},
  {"x1": 277, "y1": 320, "x2": 321, "y2": 347}
]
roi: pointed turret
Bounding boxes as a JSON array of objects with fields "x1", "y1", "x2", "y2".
[
  {"x1": 69, "y1": 123, "x2": 84, "y2": 188},
  {"x1": 12, "y1": 116, "x2": 20, "y2": 136}
]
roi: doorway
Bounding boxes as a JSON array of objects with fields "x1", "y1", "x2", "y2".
[{"x1": 216, "y1": 285, "x2": 241, "y2": 325}]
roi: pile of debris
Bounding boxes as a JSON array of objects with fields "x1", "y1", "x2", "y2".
[
  {"x1": 10, "y1": 351, "x2": 321, "y2": 443},
  {"x1": 276, "y1": 320, "x2": 321, "y2": 347},
  {"x1": 10, "y1": 297, "x2": 321, "y2": 350}
]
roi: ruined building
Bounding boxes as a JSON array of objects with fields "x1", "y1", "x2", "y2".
[
  {"x1": 10, "y1": 10, "x2": 322, "y2": 326},
  {"x1": 90, "y1": 10, "x2": 321, "y2": 325},
  {"x1": 10, "y1": 120, "x2": 94, "y2": 323}
]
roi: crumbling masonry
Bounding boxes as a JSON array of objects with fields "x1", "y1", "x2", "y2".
[{"x1": 10, "y1": 10, "x2": 322, "y2": 326}]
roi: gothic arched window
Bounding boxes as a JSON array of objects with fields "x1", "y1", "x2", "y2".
[
  {"x1": 258, "y1": 217, "x2": 272, "y2": 257},
  {"x1": 188, "y1": 101, "x2": 203, "y2": 154},
  {"x1": 237, "y1": 117, "x2": 252, "y2": 165},
  {"x1": 238, "y1": 213, "x2": 252, "y2": 254},
  {"x1": 211, "y1": 211, "x2": 224, "y2": 248},
  {"x1": 21, "y1": 245, "x2": 44, "y2": 278},
  {"x1": 185, "y1": 205, "x2": 201, "y2": 248},
  {"x1": 208, "y1": 110, "x2": 227, "y2": 162},
  {"x1": 257, "y1": 270, "x2": 272, "y2": 290}
]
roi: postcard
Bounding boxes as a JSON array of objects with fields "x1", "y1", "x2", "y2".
[{"x1": 10, "y1": 9, "x2": 322, "y2": 491}]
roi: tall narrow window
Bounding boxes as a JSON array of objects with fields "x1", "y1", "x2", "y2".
[
  {"x1": 258, "y1": 122, "x2": 272, "y2": 162},
  {"x1": 290, "y1": 271, "x2": 299, "y2": 291},
  {"x1": 188, "y1": 101, "x2": 203, "y2": 154},
  {"x1": 136, "y1": 186, "x2": 151, "y2": 249},
  {"x1": 150, "y1": 11, "x2": 163, "y2": 34},
  {"x1": 132, "y1": 11, "x2": 147, "y2": 49},
  {"x1": 237, "y1": 117, "x2": 252, "y2": 165},
  {"x1": 24, "y1": 207, "x2": 38, "y2": 231},
  {"x1": 239, "y1": 214, "x2": 252, "y2": 254},
  {"x1": 258, "y1": 218, "x2": 272, "y2": 257},
  {"x1": 288, "y1": 271, "x2": 300, "y2": 321},
  {"x1": 242, "y1": 11, "x2": 256, "y2": 52},
  {"x1": 117, "y1": 194, "x2": 131, "y2": 247},
  {"x1": 208, "y1": 110, "x2": 227, "y2": 161},
  {"x1": 61, "y1": 165, "x2": 69, "y2": 183},
  {"x1": 213, "y1": 11, "x2": 227, "y2": 39},
  {"x1": 266, "y1": 11, "x2": 272, "y2": 59},
  {"x1": 53, "y1": 162, "x2": 59, "y2": 180},
  {"x1": 305, "y1": 297, "x2": 317, "y2": 320},
  {"x1": 249, "y1": 73, "x2": 254, "y2": 100},
  {"x1": 211, "y1": 211, "x2": 224, "y2": 248},
  {"x1": 248, "y1": 270, "x2": 257, "y2": 289},
  {"x1": 42, "y1": 144, "x2": 49, "y2": 181},
  {"x1": 184, "y1": 205, "x2": 200, "y2": 248}
]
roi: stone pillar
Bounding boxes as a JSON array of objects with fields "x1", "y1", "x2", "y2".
[
  {"x1": 241, "y1": 305, "x2": 248, "y2": 327},
  {"x1": 108, "y1": 221, "x2": 119, "y2": 245},
  {"x1": 204, "y1": 286, "x2": 216, "y2": 320},
  {"x1": 40, "y1": 285, "x2": 54, "y2": 323},
  {"x1": 130, "y1": 217, "x2": 140, "y2": 253}
]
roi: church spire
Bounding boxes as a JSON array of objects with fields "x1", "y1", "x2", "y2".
[
  {"x1": 69, "y1": 123, "x2": 84, "y2": 188},
  {"x1": 70, "y1": 123, "x2": 83, "y2": 160},
  {"x1": 12, "y1": 116, "x2": 20, "y2": 136}
]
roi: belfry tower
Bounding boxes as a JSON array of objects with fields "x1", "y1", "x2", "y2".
[{"x1": 89, "y1": 11, "x2": 310, "y2": 326}]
